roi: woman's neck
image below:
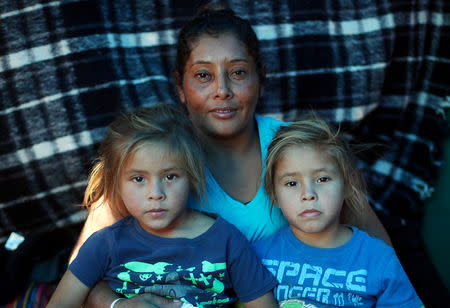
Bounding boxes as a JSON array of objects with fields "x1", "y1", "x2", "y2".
[
  {"x1": 197, "y1": 120, "x2": 262, "y2": 203},
  {"x1": 199, "y1": 121, "x2": 259, "y2": 159}
]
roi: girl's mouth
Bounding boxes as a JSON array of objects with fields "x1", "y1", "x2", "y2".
[
  {"x1": 147, "y1": 209, "x2": 167, "y2": 218},
  {"x1": 300, "y1": 209, "x2": 321, "y2": 218}
]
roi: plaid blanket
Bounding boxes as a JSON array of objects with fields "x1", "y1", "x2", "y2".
[{"x1": 0, "y1": 0, "x2": 449, "y2": 244}]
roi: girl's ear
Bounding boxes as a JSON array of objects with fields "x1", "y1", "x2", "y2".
[
  {"x1": 174, "y1": 72, "x2": 186, "y2": 104},
  {"x1": 273, "y1": 196, "x2": 280, "y2": 208}
]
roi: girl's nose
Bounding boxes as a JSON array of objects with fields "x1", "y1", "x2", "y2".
[
  {"x1": 147, "y1": 182, "x2": 165, "y2": 201},
  {"x1": 301, "y1": 184, "x2": 317, "y2": 201}
]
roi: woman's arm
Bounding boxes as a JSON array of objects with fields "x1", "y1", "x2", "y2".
[
  {"x1": 47, "y1": 270, "x2": 90, "y2": 308},
  {"x1": 84, "y1": 281, "x2": 183, "y2": 308},
  {"x1": 349, "y1": 201, "x2": 392, "y2": 246},
  {"x1": 242, "y1": 292, "x2": 278, "y2": 308},
  {"x1": 83, "y1": 281, "x2": 117, "y2": 308}
]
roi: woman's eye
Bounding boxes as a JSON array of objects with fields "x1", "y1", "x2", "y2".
[
  {"x1": 317, "y1": 176, "x2": 330, "y2": 183},
  {"x1": 132, "y1": 176, "x2": 144, "y2": 183},
  {"x1": 285, "y1": 181, "x2": 297, "y2": 187},
  {"x1": 194, "y1": 71, "x2": 211, "y2": 82},
  {"x1": 230, "y1": 69, "x2": 247, "y2": 79}
]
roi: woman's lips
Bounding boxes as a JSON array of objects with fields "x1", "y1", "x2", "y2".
[{"x1": 210, "y1": 107, "x2": 237, "y2": 119}]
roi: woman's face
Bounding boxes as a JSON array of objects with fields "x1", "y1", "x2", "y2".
[{"x1": 176, "y1": 33, "x2": 264, "y2": 139}]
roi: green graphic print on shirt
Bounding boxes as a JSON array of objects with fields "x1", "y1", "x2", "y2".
[{"x1": 114, "y1": 260, "x2": 231, "y2": 307}]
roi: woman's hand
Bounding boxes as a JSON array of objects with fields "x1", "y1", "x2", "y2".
[
  {"x1": 112, "y1": 294, "x2": 183, "y2": 308},
  {"x1": 84, "y1": 281, "x2": 182, "y2": 308},
  {"x1": 241, "y1": 291, "x2": 278, "y2": 308}
]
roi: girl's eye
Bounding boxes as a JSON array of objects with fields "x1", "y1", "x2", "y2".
[
  {"x1": 132, "y1": 176, "x2": 144, "y2": 183},
  {"x1": 285, "y1": 180, "x2": 297, "y2": 187},
  {"x1": 164, "y1": 174, "x2": 177, "y2": 181},
  {"x1": 317, "y1": 176, "x2": 330, "y2": 183},
  {"x1": 194, "y1": 71, "x2": 211, "y2": 82}
]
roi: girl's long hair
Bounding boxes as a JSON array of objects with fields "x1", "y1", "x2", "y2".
[
  {"x1": 83, "y1": 103, "x2": 206, "y2": 218},
  {"x1": 264, "y1": 115, "x2": 368, "y2": 223}
]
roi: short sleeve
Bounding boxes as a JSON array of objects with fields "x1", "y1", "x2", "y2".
[
  {"x1": 376, "y1": 253, "x2": 424, "y2": 308},
  {"x1": 68, "y1": 230, "x2": 111, "y2": 288},
  {"x1": 225, "y1": 224, "x2": 278, "y2": 303}
]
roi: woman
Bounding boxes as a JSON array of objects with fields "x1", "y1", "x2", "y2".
[{"x1": 73, "y1": 6, "x2": 390, "y2": 308}]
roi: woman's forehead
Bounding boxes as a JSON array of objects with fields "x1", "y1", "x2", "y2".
[{"x1": 187, "y1": 33, "x2": 252, "y2": 63}]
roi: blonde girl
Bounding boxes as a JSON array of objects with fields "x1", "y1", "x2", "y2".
[
  {"x1": 48, "y1": 103, "x2": 278, "y2": 308},
  {"x1": 253, "y1": 116, "x2": 423, "y2": 308},
  {"x1": 264, "y1": 116, "x2": 368, "y2": 233}
]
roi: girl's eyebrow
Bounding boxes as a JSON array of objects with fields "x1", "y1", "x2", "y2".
[
  {"x1": 312, "y1": 167, "x2": 334, "y2": 173},
  {"x1": 276, "y1": 167, "x2": 337, "y2": 179},
  {"x1": 275, "y1": 171, "x2": 298, "y2": 182},
  {"x1": 161, "y1": 167, "x2": 183, "y2": 173},
  {"x1": 277, "y1": 171, "x2": 298, "y2": 178},
  {"x1": 123, "y1": 168, "x2": 148, "y2": 175},
  {"x1": 124, "y1": 166, "x2": 182, "y2": 174}
]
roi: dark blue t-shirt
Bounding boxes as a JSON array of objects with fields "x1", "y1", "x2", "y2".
[{"x1": 70, "y1": 215, "x2": 277, "y2": 307}]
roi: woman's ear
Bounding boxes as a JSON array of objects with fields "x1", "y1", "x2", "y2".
[
  {"x1": 258, "y1": 66, "x2": 266, "y2": 98},
  {"x1": 174, "y1": 72, "x2": 186, "y2": 104}
]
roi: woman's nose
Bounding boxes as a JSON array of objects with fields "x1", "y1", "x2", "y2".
[{"x1": 214, "y1": 73, "x2": 232, "y2": 99}]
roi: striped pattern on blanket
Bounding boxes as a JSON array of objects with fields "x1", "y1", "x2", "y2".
[{"x1": 0, "y1": 0, "x2": 449, "y2": 243}]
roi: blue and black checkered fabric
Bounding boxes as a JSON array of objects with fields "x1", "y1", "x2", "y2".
[{"x1": 1, "y1": 0, "x2": 449, "y2": 243}]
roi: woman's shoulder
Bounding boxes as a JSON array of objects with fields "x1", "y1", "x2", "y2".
[
  {"x1": 255, "y1": 114, "x2": 288, "y2": 152},
  {"x1": 255, "y1": 114, "x2": 287, "y2": 131}
]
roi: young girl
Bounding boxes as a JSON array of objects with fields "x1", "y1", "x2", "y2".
[
  {"x1": 253, "y1": 117, "x2": 424, "y2": 308},
  {"x1": 47, "y1": 104, "x2": 278, "y2": 308}
]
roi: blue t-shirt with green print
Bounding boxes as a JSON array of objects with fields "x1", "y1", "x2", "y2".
[{"x1": 69, "y1": 215, "x2": 277, "y2": 307}]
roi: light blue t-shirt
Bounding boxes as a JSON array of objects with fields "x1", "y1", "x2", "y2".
[
  {"x1": 253, "y1": 225, "x2": 424, "y2": 308},
  {"x1": 189, "y1": 115, "x2": 288, "y2": 242}
]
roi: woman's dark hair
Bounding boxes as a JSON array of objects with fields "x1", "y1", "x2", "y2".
[{"x1": 175, "y1": 4, "x2": 265, "y2": 85}]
